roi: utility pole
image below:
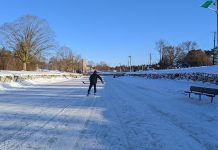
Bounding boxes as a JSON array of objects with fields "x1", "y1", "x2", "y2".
[
  {"x1": 201, "y1": 0, "x2": 218, "y2": 64},
  {"x1": 213, "y1": 32, "x2": 216, "y2": 64},
  {"x1": 129, "y1": 56, "x2": 132, "y2": 72},
  {"x1": 149, "y1": 53, "x2": 152, "y2": 66},
  {"x1": 128, "y1": 59, "x2": 129, "y2": 70},
  {"x1": 119, "y1": 63, "x2": 121, "y2": 72},
  {"x1": 217, "y1": 0, "x2": 218, "y2": 49},
  {"x1": 160, "y1": 48, "x2": 162, "y2": 63},
  {"x1": 213, "y1": 31, "x2": 216, "y2": 48},
  {"x1": 216, "y1": 0, "x2": 218, "y2": 64}
]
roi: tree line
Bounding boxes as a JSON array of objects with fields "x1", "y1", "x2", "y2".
[
  {"x1": 156, "y1": 40, "x2": 216, "y2": 69},
  {"x1": 112, "y1": 40, "x2": 217, "y2": 72},
  {"x1": 0, "y1": 15, "x2": 217, "y2": 72},
  {"x1": 0, "y1": 15, "x2": 85, "y2": 72}
]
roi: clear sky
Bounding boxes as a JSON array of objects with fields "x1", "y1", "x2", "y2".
[{"x1": 0, "y1": 0, "x2": 216, "y2": 66}]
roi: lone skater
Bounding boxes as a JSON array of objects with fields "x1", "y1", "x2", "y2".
[{"x1": 87, "y1": 70, "x2": 104, "y2": 96}]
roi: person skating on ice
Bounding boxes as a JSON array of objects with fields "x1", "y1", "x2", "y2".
[{"x1": 87, "y1": 70, "x2": 104, "y2": 96}]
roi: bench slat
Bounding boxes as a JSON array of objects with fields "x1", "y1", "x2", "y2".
[{"x1": 185, "y1": 86, "x2": 218, "y2": 103}]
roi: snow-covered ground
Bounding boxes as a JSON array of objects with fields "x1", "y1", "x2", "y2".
[
  {"x1": 0, "y1": 76, "x2": 79, "y2": 91},
  {"x1": 0, "y1": 70, "x2": 82, "y2": 90},
  {"x1": 0, "y1": 70, "x2": 79, "y2": 77},
  {"x1": 127, "y1": 65, "x2": 218, "y2": 75},
  {"x1": 0, "y1": 75, "x2": 217, "y2": 150}
]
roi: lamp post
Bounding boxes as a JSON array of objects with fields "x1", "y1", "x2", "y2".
[
  {"x1": 128, "y1": 56, "x2": 131, "y2": 72},
  {"x1": 201, "y1": 0, "x2": 218, "y2": 64},
  {"x1": 119, "y1": 63, "x2": 122, "y2": 72},
  {"x1": 216, "y1": 1, "x2": 218, "y2": 64},
  {"x1": 213, "y1": 31, "x2": 216, "y2": 64}
]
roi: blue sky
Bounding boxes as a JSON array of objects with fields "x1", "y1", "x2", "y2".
[{"x1": 0, "y1": 0, "x2": 216, "y2": 66}]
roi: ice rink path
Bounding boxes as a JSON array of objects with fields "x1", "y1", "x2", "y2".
[{"x1": 0, "y1": 76, "x2": 217, "y2": 150}]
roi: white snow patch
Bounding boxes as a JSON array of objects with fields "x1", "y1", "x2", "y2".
[{"x1": 127, "y1": 65, "x2": 218, "y2": 75}]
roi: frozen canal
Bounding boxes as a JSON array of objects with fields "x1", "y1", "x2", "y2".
[{"x1": 0, "y1": 76, "x2": 217, "y2": 150}]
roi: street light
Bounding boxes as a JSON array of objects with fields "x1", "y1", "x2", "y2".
[
  {"x1": 128, "y1": 56, "x2": 131, "y2": 72},
  {"x1": 201, "y1": 0, "x2": 218, "y2": 64},
  {"x1": 119, "y1": 63, "x2": 122, "y2": 72},
  {"x1": 212, "y1": 31, "x2": 216, "y2": 64}
]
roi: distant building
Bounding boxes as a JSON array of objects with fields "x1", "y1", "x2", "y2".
[{"x1": 81, "y1": 59, "x2": 88, "y2": 73}]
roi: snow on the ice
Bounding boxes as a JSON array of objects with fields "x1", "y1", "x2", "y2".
[
  {"x1": 127, "y1": 65, "x2": 218, "y2": 75},
  {"x1": 110, "y1": 76, "x2": 218, "y2": 150},
  {"x1": 0, "y1": 70, "x2": 82, "y2": 90},
  {"x1": 0, "y1": 67, "x2": 218, "y2": 150},
  {"x1": 0, "y1": 70, "x2": 78, "y2": 77}
]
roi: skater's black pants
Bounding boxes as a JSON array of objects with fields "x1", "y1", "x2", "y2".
[{"x1": 88, "y1": 83, "x2": 96, "y2": 94}]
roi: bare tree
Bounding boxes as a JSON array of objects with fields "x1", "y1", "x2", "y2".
[
  {"x1": 87, "y1": 60, "x2": 95, "y2": 71},
  {"x1": 179, "y1": 41, "x2": 198, "y2": 53},
  {"x1": 162, "y1": 46, "x2": 174, "y2": 67},
  {"x1": 56, "y1": 46, "x2": 75, "y2": 72},
  {"x1": 49, "y1": 56, "x2": 58, "y2": 70},
  {"x1": 51, "y1": 46, "x2": 83, "y2": 72},
  {"x1": 0, "y1": 15, "x2": 55, "y2": 70},
  {"x1": 74, "y1": 55, "x2": 83, "y2": 72},
  {"x1": 155, "y1": 40, "x2": 168, "y2": 63},
  {"x1": 161, "y1": 46, "x2": 185, "y2": 68},
  {"x1": 174, "y1": 46, "x2": 186, "y2": 65},
  {"x1": 95, "y1": 61, "x2": 109, "y2": 71}
]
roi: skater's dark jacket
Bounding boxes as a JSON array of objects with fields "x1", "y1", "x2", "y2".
[{"x1": 89, "y1": 71, "x2": 103, "y2": 84}]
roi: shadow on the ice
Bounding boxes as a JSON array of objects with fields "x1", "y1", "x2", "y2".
[
  {"x1": 0, "y1": 85, "x2": 103, "y2": 106},
  {"x1": 0, "y1": 85, "x2": 112, "y2": 149},
  {"x1": 0, "y1": 101, "x2": 109, "y2": 149},
  {"x1": 0, "y1": 77, "x2": 125, "y2": 149}
]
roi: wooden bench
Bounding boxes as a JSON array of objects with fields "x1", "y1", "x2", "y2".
[{"x1": 185, "y1": 86, "x2": 218, "y2": 103}]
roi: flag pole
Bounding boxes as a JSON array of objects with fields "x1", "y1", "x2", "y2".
[
  {"x1": 201, "y1": 0, "x2": 218, "y2": 64},
  {"x1": 216, "y1": 0, "x2": 218, "y2": 51},
  {"x1": 215, "y1": 0, "x2": 218, "y2": 64}
]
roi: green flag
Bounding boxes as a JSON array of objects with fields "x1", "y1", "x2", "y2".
[{"x1": 201, "y1": 0, "x2": 213, "y2": 8}]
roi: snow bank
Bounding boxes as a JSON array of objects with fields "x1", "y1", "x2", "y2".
[
  {"x1": 0, "y1": 70, "x2": 82, "y2": 90},
  {"x1": 0, "y1": 70, "x2": 81, "y2": 77},
  {"x1": 0, "y1": 70, "x2": 82, "y2": 82},
  {"x1": 125, "y1": 65, "x2": 218, "y2": 85},
  {"x1": 127, "y1": 65, "x2": 218, "y2": 75}
]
